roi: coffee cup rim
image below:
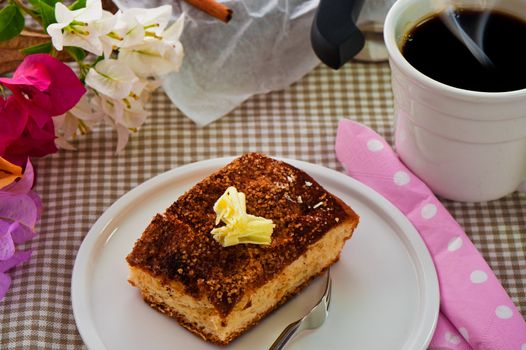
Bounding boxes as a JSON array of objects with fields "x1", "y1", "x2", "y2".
[{"x1": 383, "y1": 0, "x2": 526, "y2": 100}]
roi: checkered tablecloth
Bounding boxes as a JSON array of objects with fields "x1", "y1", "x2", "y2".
[{"x1": 1, "y1": 61, "x2": 524, "y2": 349}]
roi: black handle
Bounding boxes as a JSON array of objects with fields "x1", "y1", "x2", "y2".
[{"x1": 311, "y1": 0, "x2": 366, "y2": 69}]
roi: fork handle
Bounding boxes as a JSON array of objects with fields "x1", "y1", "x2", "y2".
[{"x1": 268, "y1": 319, "x2": 302, "y2": 350}]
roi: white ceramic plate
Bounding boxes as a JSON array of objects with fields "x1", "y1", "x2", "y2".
[{"x1": 72, "y1": 157, "x2": 439, "y2": 350}]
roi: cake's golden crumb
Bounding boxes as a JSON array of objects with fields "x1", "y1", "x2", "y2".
[{"x1": 126, "y1": 153, "x2": 359, "y2": 344}]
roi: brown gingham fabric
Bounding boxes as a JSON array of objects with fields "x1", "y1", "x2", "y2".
[{"x1": 0, "y1": 62, "x2": 524, "y2": 349}]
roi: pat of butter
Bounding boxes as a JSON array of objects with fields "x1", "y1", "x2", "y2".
[{"x1": 211, "y1": 187, "x2": 274, "y2": 247}]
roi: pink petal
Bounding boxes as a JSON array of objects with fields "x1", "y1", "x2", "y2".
[
  {"x1": 0, "y1": 54, "x2": 85, "y2": 124},
  {"x1": 0, "y1": 219, "x2": 36, "y2": 245},
  {"x1": 0, "y1": 96, "x2": 29, "y2": 155},
  {"x1": 0, "y1": 220, "x2": 11, "y2": 233},
  {"x1": 28, "y1": 191, "x2": 42, "y2": 217},
  {"x1": 0, "y1": 194, "x2": 39, "y2": 228},
  {"x1": 0, "y1": 84, "x2": 52, "y2": 129},
  {"x1": 0, "y1": 222, "x2": 16, "y2": 260},
  {"x1": 2, "y1": 159, "x2": 35, "y2": 194},
  {"x1": 0, "y1": 60, "x2": 52, "y2": 91},
  {"x1": 0, "y1": 249, "x2": 32, "y2": 273},
  {"x1": 3, "y1": 118, "x2": 57, "y2": 166},
  {"x1": 0, "y1": 272, "x2": 11, "y2": 300},
  {"x1": 11, "y1": 223, "x2": 37, "y2": 245}
]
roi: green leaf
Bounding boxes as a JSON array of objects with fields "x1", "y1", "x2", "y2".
[
  {"x1": 69, "y1": 0, "x2": 87, "y2": 11},
  {"x1": 21, "y1": 42, "x2": 53, "y2": 55},
  {"x1": 65, "y1": 46, "x2": 87, "y2": 61},
  {"x1": 27, "y1": 0, "x2": 58, "y2": 13},
  {"x1": 0, "y1": 5, "x2": 25, "y2": 42},
  {"x1": 39, "y1": 0, "x2": 57, "y2": 28},
  {"x1": 43, "y1": 0, "x2": 60, "y2": 6}
]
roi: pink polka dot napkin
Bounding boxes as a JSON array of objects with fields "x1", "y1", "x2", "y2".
[{"x1": 335, "y1": 120, "x2": 526, "y2": 350}]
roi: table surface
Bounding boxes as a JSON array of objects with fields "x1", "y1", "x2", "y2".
[{"x1": 1, "y1": 61, "x2": 524, "y2": 349}]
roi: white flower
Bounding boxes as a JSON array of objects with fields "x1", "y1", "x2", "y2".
[
  {"x1": 58, "y1": 0, "x2": 103, "y2": 24},
  {"x1": 90, "y1": 11, "x2": 118, "y2": 52},
  {"x1": 85, "y1": 59, "x2": 138, "y2": 99},
  {"x1": 54, "y1": 114, "x2": 79, "y2": 150},
  {"x1": 99, "y1": 5, "x2": 174, "y2": 58},
  {"x1": 99, "y1": 94, "x2": 148, "y2": 129},
  {"x1": 54, "y1": 94, "x2": 105, "y2": 150},
  {"x1": 119, "y1": 98, "x2": 149, "y2": 129},
  {"x1": 163, "y1": 13, "x2": 185, "y2": 42},
  {"x1": 94, "y1": 93, "x2": 149, "y2": 153},
  {"x1": 118, "y1": 14, "x2": 185, "y2": 78},
  {"x1": 47, "y1": 0, "x2": 115, "y2": 55},
  {"x1": 121, "y1": 5, "x2": 172, "y2": 36},
  {"x1": 118, "y1": 41, "x2": 183, "y2": 78},
  {"x1": 48, "y1": 4, "x2": 184, "y2": 153},
  {"x1": 100, "y1": 13, "x2": 144, "y2": 58},
  {"x1": 115, "y1": 123, "x2": 132, "y2": 154},
  {"x1": 139, "y1": 78, "x2": 163, "y2": 95}
]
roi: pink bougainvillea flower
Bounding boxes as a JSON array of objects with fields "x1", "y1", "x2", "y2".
[
  {"x1": 2, "y1": 118, "x2": 58, "y2": 166},
  {"x1": 0, "y1": 96, "x2": 28, "y2": 156},
  {"x1": 0, "y1": 160, "x2": 41, "y2": 243},
  {"x1": 0, "y1": 222, "x2": 17, "y2": 260},
  {"x1": 0, "y1": 159, "x2": 40, "y2": 300},
  {"x1": 0, "y1": 53, "x2": 86, "y2": 127}
]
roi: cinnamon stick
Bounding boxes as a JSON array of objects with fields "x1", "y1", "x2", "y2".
[{"x1": 183, "y1": 0, "x2": 233, "y2": 23}]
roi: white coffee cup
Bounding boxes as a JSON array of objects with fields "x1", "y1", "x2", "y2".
[{"x1": 383, "y1": 0, "x2": 526, "y2": 202}]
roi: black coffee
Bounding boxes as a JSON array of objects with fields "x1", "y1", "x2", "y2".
[{"x1": 401, "y1": 9, "x2": 526, "y2": 92}]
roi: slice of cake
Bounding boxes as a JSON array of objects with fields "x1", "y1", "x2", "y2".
[{"x1": 126, "y1": 153, "x2": 359, "y2": 345}]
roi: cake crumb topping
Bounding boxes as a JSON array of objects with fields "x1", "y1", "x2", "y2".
[{"x1": 126, "y1": 153, "x2": 353, "y2": 317}]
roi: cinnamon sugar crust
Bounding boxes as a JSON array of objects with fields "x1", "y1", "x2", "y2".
[{"x1": 126, "y1": 153, "x2": 358, "y2": 318}]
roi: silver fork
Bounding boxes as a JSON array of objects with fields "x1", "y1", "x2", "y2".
[{"x1": 268, "y1": 269, "x2": 332, "y2": 350}]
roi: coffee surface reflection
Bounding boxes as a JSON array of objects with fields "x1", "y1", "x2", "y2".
[{"x1": 401, "y1": 9, "x2": 526, "y2": 92}]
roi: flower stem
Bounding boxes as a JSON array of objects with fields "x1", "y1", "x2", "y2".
[{"x1": 78, "y1": 62, "x2": 90, "y2": 82}]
